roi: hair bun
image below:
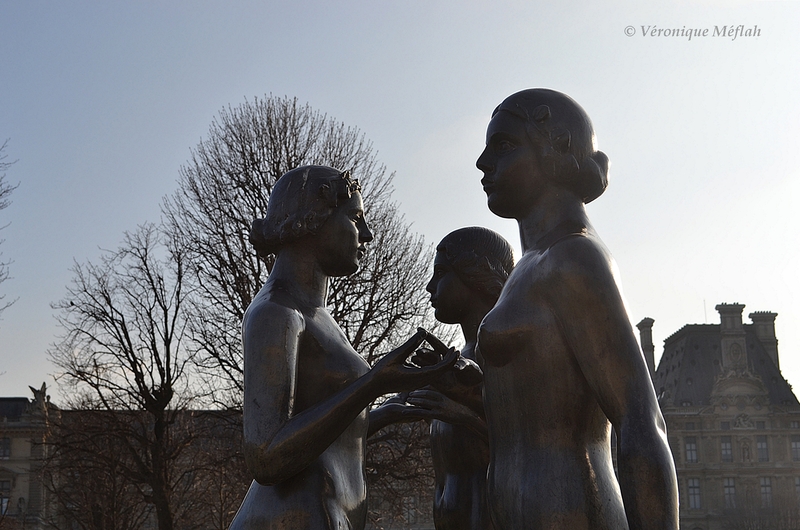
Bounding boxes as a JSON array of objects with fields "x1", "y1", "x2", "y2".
[
  {"x1": 578, "y1": 151, "x2": 609, "y2": 204},
  {"x1": 249, "y1": 218, "x2": 273, "y2": 257}
]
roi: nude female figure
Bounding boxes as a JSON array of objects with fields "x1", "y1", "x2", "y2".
[
  {"x1": 228, "y1": 165, "x2": 457, "y2": 530},
  {"x1": 403, "y1": 227, "x2": 513, "y2": 530},
  {"x1": 475, "y1": 89, "x2": 678, "y2": 529}
]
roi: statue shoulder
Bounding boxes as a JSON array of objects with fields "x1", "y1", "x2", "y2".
[
  {"x1": 542, "y1": 233, "x2": 615, "y2": 282},
  {"x1": 243, "y1": 294, "x2": 306, "y2": 342}
]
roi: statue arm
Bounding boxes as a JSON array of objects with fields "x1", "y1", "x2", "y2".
[
  {"x1": 242, "y1": 302, "x2": 373, "y2": 485},
  {"x1": 406, "y1": 389, "x2": 488, "y2": 439},
  {"x1": 547, "y1": 239, "x2": 679, "y2": 530},
  {"x1": 368, "y1": 388, "x2": 487, "y2": 440},
  {"x1": 368, "y1": 394, "x2": 418, "y2": 436},
  {"x1": 243, "y1": 307, "x2": 457, "y2": 485}
]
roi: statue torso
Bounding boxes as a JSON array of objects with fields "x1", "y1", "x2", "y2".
[
  {"x1": 427, "y1": 342, "x2": 493, "y2": 530},
  {"x1": 231, "y1": 291, "x2": 371, "y2": 530},
  {"x1": 477, "y1": 237, "x2": 628, "y2": 530}
]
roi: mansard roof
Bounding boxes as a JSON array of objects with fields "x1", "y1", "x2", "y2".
[
  {"x1": 0, "y1": 397, "x2": 31, "y2": 421},
  {"x1": 653, "y1": 323, "x2": 798, "y2": 408}
]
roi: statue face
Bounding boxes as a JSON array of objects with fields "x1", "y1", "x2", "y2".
[
  {"x1": 315, "y1": 192, "x2": 373, "y2": 277},
  {"x1": 476, "y1": 111, "x2": 545, "y2": 219},
  {"x1": 426, "y1": 250, "x2": 474, "y2": 324}
]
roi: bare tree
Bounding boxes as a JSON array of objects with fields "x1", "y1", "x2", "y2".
[
  {"x1": 721, "y1": 488, "x2": 800, "y2": 530},
  {"x1": 366, "y1": 421, "x2": 436, "y2": 529},
  {"x1": 161, "y1": 95, "x2": 441, "y2": 406},
  {"x1": 41, "y1": 408, "x2": 250, "y2": 530},
  {"x1": 0, "y1": 139, "x2": 18, "y2": 316},
  {"x1": 41, "y1": 409, "x2": 155, "y2": 530},
  {"x1": 161, "y1": 96, "x2": 450, "y2": 525},
  {"x1": 46, "y1": 97, "x2": 450, "y2": 529},
  {"x1": 47, "y1": 224, "x2": 205, "y2": 530}
]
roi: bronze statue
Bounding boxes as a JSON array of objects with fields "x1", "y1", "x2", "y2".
[
  {"x1": 476, "y1": 89, "x2": 679, "y2": 529},
  {"x1": 228, "y1": 166, "x2": 457, "y2": 530},
  {"x1": 404, "y1": 227, "x2": 513, "y2": 530}
]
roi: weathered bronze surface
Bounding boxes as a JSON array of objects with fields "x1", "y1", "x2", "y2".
[
  {"x1": 406, "y1": 227, "x2": 514, "y2": 530},
  {"x1": 476, "y1": 89, "x2": 679, "y2": 530},
  {"x1": 228, "y1": 166, "x2": 457, "y2": 530}
]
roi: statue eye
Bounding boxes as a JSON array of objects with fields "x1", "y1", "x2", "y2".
[
  {"x1": 432, "y1": 265, "x2": 450, "y2": 279},
  {"x1": 496, "y1": 139, "x2": 516, "y2": 154}
]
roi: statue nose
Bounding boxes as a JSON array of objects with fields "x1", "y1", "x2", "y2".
[{"x1": 476, "y1": 149, "x2": 493, "y2": 173}]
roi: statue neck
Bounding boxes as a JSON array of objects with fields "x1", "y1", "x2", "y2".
[
  {"x1": 517, "y1": 189, "x2": 591, "y2": 253},
  {"x1": 267, "y1": 245, "x2": 329, "y2": 308},
  {"x1": 460, "y1": 297, "x2": 494, "y2": 357}
]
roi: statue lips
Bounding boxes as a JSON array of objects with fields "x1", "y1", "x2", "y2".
[
  {"x1": 481, "y1": 177, "x2": 496, "y2": 196},
  {"x1": 357, "y1": 245, "x2": 366, "y2": 260}
]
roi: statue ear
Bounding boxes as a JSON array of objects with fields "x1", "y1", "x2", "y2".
[
  {"x1": 305, "y1": 211, "x2": 320, "y2": 232},
  {"x1": 532, "y1": 104, "x2": 551, "y2": 123},
  {"x1": 552, "y1": 129, "x2": 571, "y2": 153}
]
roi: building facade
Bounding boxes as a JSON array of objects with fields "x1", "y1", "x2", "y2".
[
  {"x1": 5, "y1": 302, "x2": 799, "y2": 530},
  {"x1": 641, "y1": 303, "x2": 800, "y2": 530},
  {"x1": 0, "y1": 384, "x2": 51, "y2": 529}
]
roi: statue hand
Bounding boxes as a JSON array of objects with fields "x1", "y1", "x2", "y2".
[
  {"x1": 370, "y1": 329, "x2": 459, "y2": 393},
  {"x1": 420, "y1": 329, "x2": 482, "y2": 385},
  {"x1": 409, "y1": 347, "x2": 440, "y2": 367},
  {"x1": 406, "y1": 389, "x2": 481, "y2": 426},
  {"x1": 374, "y1": 400, "x2": 431, "y2": 423},
  {"x1": 451, "y1": 356, "x2": 483, "y2": 387}
]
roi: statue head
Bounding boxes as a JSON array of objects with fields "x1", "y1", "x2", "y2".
[
  {"x1": 483, "y1": 88, "x2": 609, "y2": 205},
  {"x1": 250, "y1": 166, "x2": 362, "y2": 257},
  {"x1": 428, "y1": 227, "x2": 514, "y2": 321}
]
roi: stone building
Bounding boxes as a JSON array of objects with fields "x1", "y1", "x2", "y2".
[
  {"x1": 0, "y1": 384, "x2": 51, "y2": 529},
  {"x1": 640, "y1": 303, "x2": 800, "y2": 530}
]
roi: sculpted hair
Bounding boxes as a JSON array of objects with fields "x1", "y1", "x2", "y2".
[
  {"x1": 494, "y1": 88, "x2": 609, "y2": 204},
  {"x1": 437, "y1": 227, "x2": 515, "y2": 303},
  {"x1": 250, "y1": 166, "x2": 361, "y2": 257}
]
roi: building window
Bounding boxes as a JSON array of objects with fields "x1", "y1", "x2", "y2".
[
  {"x1": 760, "y1": 477, "x2": 772, "y2": 508},
  {"x1": 0, "y1": 438, "x2": 9, "y2": 459},
  {"x1": 756, "y1": 435, "x2": 769, "y2": 462},
  {"x1": 401, "y1": 496, "x2": 417, "y2": 524},
  {"x1": 756, "y1": 421, "x2": 766, "y2": 430},
  {"x1": 792, "y1": 435, "x2": 800, "y2": 461},
  {"x1": 687, "y1": 478, "x2": 701, "y2": 509},
  {"x1": 721, "y1": 421, "x2": 731, "y2": 430},
  {"x1": 791, "y1": 421, "x2": 799, "y2": 429},
  {"x1": 685, "y1": 422, "x2": 695, "y2": 430},
  {"x1": 685, "y1": 437, "x2": 698, "y2": 463},
  {"x1": 723, "y1": 478, "x2": 736, "y2": 509},
  {"x1": 795, "y1": 477, "x2": 800, "y2": 497},
  {"x1": 0, "y1": 479, "x2": 9, "y2": 515},
  {"x1": 720, "y1": 436, "x2": 733, "y2": 462}
]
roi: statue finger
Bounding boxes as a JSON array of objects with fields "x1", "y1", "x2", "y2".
[
  {"x1": 398, "y1": 329, "x2": 428, "y2": 356},
  {"x1": 408, "y1": 389, "x2": 443, "y2": 402},
  {"x1": 420, "y1": 347, "x2": 459, "y2": 377},
  {"x1": 410, "y1": 347, "x2": 440, "y2": 367},
  {"x1": 420, "y1": 329, "x2": 452, "y2": 355}
]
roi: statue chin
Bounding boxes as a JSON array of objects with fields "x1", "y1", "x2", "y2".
[{"x1": 485, "y1": 196, "x2": 518, "y2": 220}]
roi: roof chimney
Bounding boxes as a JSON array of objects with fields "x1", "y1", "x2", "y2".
[
  {"x1": 749, "y1": 311, "x2": 779, "y2": 368},
  {"x1": 716, "y1": 303, "x2": 748, "y2": 371},
  {"x1": 636, "y1": 317, "x2": 656, "y2": 380}
]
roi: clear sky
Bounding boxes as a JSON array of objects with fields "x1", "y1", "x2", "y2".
[{"x1": 1, "y1": 0, "x2": 798, "y2": 401}]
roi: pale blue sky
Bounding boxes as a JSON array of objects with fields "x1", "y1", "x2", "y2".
[{"x1": 1, "y1": 0, "x2": 798, "y2": 400}]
